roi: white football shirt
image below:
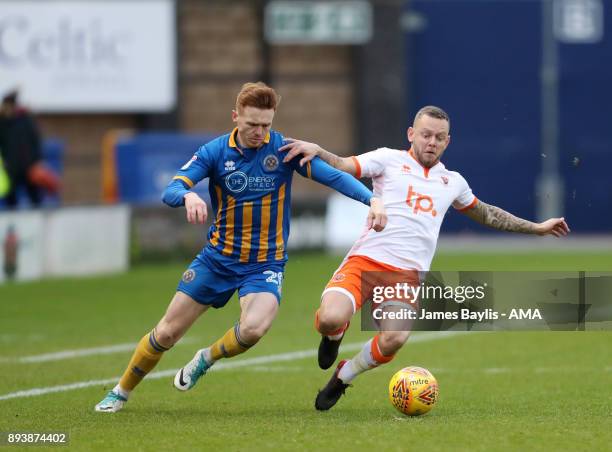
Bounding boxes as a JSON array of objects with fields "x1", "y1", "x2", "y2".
[{"x1": 346, "y1": 148, "x2": 477, "y2": 271}]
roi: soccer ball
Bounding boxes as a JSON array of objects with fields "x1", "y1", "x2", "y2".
[{"x1": 388, "y1": 366, "x2": 439, "y2": 416}]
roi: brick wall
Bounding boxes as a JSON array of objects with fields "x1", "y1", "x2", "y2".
[{"x1": 36, "y1": 0, "x2": 356, "y2": 204}]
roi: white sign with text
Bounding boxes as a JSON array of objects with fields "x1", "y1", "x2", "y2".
[
  {"x1": 0, "y1": 205, "x2": 129, "y2": 284},
  {"x1": 0, "y1": 0, "x2": 176, "y2": 112}
]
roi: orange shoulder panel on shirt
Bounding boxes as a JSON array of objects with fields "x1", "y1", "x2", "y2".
[
  {"x1": 457, "y1": 197, "x2": 479, "y2": 212},
  {"x1": 351, "y1": 156, "x2": 362, "y2": 178}
]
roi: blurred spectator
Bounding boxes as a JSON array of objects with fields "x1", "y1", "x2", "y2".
[
  {"x1": 0, "y1": 90, "x2": 57, "y2": 209},
  {"x1": 3, "y1": 224, "x2": 18, "y2": 280}
]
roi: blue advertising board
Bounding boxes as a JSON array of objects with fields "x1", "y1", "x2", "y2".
[{"x1": 114, "y1": 133, "x2": 218, "y2": 205}]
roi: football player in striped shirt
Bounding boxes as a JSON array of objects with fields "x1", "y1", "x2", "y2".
[{"x1": 94, "y1": 82, "x2": 386, "y2": 413}]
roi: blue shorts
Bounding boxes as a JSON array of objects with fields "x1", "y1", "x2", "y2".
[{"x1": 177, "y1": 251, "x2": 285, "y2": 308}]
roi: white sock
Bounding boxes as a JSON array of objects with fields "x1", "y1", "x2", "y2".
[
  {"x1": 202, "y1": 347, "x2": 215, "y2": 365},
  {"x1": 113, "y1": 384, "x2": 130, "y2": 400},
  {"x1": 337, "y1": 339, "x2": 377, "y2": 384}
]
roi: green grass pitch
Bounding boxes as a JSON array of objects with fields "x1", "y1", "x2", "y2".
[{"x1": 1, "y1": 251, "x2": 611, "y2": 451}]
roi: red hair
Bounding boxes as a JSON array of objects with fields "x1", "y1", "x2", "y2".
[{"x1": 235, "y1": 82, "x2": 280, "y2": 112}]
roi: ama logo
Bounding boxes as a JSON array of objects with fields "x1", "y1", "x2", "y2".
[{"x1": 406, "y1": 185, "x2": 437, "y2": 217}]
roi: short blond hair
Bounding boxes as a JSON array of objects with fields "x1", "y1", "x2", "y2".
[{"x1": 414, "y1": 105, "x2": 450, "y2": 130}]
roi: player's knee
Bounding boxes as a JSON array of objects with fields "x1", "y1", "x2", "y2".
[
  {"x1": 154, "y1": 322, "x2": 181, "y2": 348},
  {"x1": 317, "y1": 306, "x2": 349, "y2": 334},
  {"x1": 239, "y1": 318, "x2": 271, "y2": 343},
  {"x1": 378, "y1": 331, "x2": 410, "y2": 355}
]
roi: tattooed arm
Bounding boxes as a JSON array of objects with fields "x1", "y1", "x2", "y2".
[
  {"x1": 463, "y1": 200, "x2": 570, "y2": 237},
  {"x1": 279, "y1": 139, "x2": 357, "y2": 175}
]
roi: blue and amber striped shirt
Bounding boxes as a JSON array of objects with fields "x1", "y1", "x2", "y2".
[{"x1": 162, "y1": 128, "x2": 372, "y2": 266}]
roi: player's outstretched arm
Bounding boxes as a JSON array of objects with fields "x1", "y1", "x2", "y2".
[
  {"x1": 294, "y1": 157, "x2": 387, "y2": 231},
  {"x1": 162, "y1": 181, "x2": 208, "y2": 224},
  {"x1": 463, "y1": 200, "x2": 570, "y2": 237},
  {"x1": 280, "y1": 139, "x2": 357, "y2": 176},
  {"x1": 297, "y1": 156, "x2": 370, "y2": 203}
]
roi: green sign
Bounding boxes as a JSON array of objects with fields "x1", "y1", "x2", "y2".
[{"x1": 265, "y1": 1, "x2": 372, "y2": 44}]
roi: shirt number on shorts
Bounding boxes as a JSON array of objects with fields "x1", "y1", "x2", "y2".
[{"x1": 263, "y1": 270, "x2": 283, "y2": 287}]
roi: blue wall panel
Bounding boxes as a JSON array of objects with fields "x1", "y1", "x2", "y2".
[
  {"x1": 406, "y1": 0, "x2": 611, "y2": 232},
  {"x1": 558, "y1": 2, "x2": 612, "y2": 231}
]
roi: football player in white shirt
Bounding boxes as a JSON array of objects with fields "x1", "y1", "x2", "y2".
[{"x1": 280, "y1": 106, "x2": 570, "y2": 410}]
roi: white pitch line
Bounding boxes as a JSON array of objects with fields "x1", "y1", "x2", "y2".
[
  {"x1": 249, "y1": 366, "x2": 306, "y2": 372},
  {"x1": 0, "y1": 338, "x2": 196, "y2": 364},
  {"x1": 0, "y1": 331, "x2": 463, "y2": 402},
  {"x1": 18, "y1": 344, "x2": 148, "y2": 364},
  {"x1": 483, "y1": 367, "x2": 510, "y2": 374}
]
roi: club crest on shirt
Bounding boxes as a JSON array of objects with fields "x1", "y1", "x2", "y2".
[
  {"x1": 441, "y1": 176, "x2": 449, "y2": 185},
  {"x1": 263, "y1": 154, "x2": 280, "y2": 172},
  {"x1": 332, "y1": 273, "x2": 346, "y2": 282},
  {"x1": 182, "y1": 269, "x2": 196, "y2": 283}
]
